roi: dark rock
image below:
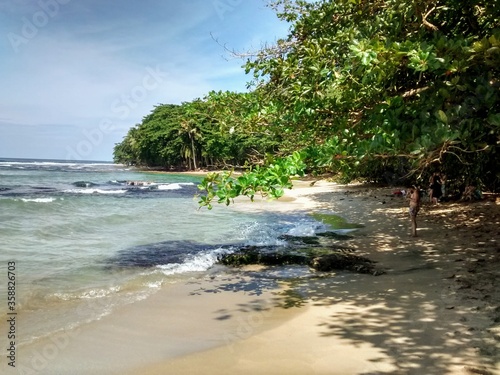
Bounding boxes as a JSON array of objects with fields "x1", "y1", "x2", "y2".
[
  {"x1": 310, "y1": 253, "x2": 383, "y2": 275},
  {"x1": 278, "y1": 234, "x2": 321, "y2": 245},
  {"x1": 218, "y1": 246, "x2": 384, "y2": 276},
  {"x1": 316, "y1": 231, "x2": 353, "y2": 240},
  {"x1": 218, "y1": 246, "x2": 309, "y2": 267},
  {"x1": 106, "y1": 240, "x2": 217, "y2": 268},
  {"x1": 73, "y1": 181, "x2": 98, "y2": 188}
]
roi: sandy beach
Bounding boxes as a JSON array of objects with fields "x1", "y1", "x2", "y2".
[{"x1": 14, "y1": 180, "x2": 500, "y2": 375}]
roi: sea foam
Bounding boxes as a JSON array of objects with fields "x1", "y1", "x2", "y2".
[
  {"x1": 156, "y1": 247, "x2": 233, "y2": 276},
  {"x1": 19, "y1": 197, "x2": 58, "y2": 203},
  {"x1": 63, "y1": 189, "x2": 127, "y2": 195}
]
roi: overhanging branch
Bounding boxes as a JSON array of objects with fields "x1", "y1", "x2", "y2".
[{"x1": 422, "y1": 6, "x2": 439, "y2": 31}]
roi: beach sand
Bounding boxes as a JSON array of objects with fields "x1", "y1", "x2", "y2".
[
  {"x1": 13, "y1": 181, "x2": 500, "y2": 374},
  {"x1": 14, "y1": 270, "x2": 306, "y2": 374}
]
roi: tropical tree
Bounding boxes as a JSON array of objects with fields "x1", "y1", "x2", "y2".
[
  {"x1": 114, "y1": 0, "x2": 499, "y2": 207},
  {"x1": 113, "y1": 126, "x2": 140, "y2": 165},
  {"x1": 113, "y1": 93, "x2": 280, "y2": 171},
  {"x1": 198, "y1": 0, "x2": 500, "y2": 207}
]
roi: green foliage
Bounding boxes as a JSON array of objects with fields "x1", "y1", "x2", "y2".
[
  {"x1": 242, "y1": 0, "x2": 500, "y2": 191},
  {"x1": 115, "y1": 0, "x2": 500, "y2": 207},
  {"x1": 113, "y1": 92, "x2": 279, "y2": 170},
  {"x1": 197, "y1": 151, "x2": 306, "y2": 209}
]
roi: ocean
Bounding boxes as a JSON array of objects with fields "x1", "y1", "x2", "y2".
[{"x1": 0, "y1": 158, "x2": 329, "y2": 346}]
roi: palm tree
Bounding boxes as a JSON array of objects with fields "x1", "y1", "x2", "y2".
[{"x1": 179, "y1": 119, "x2": 201, "y2": 170}]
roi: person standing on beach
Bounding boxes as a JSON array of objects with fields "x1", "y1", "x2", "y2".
[
  {"x1": 429, "y1": 172, "x2": 442, "y2": 204},
  {"x1": 441, "y1": 174, "x2": 447, "y2": 199},
  {"x1": 409, "y1": 187, "x2": 421, "y2": 237}
]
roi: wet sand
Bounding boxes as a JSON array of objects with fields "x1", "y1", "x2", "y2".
[{"x1": 14, "y1": 273, "x2": 302, "y2": 375}]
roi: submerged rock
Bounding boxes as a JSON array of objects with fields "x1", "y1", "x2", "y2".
[
  {"x1": 107, "y1": 225, "x2": 384, "y2": 276},
  {"x1": 73, "y1": 181, "x2": 98, "y2": 188}
]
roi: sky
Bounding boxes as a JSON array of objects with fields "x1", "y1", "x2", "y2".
[{"x1": 0, "y1": 0, "x2": 290, "y2": 161}]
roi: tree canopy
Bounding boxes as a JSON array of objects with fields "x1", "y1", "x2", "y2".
[
  {"x1": 113, "y1": 92, "x2": 280, "y2": 171},
  {"x1": 114, "y1": 0, "x2": 500, "y2": 208}
]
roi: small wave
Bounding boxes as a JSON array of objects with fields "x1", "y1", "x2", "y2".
[
  {"x1": 138, "y1": 182, "x2": 196, "y2": 191},
  {"x1": 156, "y1": 247, "x2": 233, "y2": 275},
  {"x1": 51, "y1": 286, "x2": 121, "y2": 301},
  {"x1": 79, "y1": 163, "x2": 116, "y2": 167},
  {"x1": 19, "y1": 197, "x2": 59, "y2": 203},
  {"x1": 144, "y1": 280, "x2": 163, "y2": 289},
  {"x1": 109, "y1": 180, "x2": 127, "y2": 185},
  {"x1": 63, "y1": 189, "x2": 127, "y2": 195},
  {"x1": 157, "y1": 183, "x2": 183, "y2": 190},
  {"x1": 286, "y1": 224, "x2": 318, "y2": 237},
  {"x1": 237, "y1": 221, "x2": 288, "y2": 247}
]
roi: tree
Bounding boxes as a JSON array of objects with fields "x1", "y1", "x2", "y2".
[
  {"x1": 113, "y1": 93, "x2": 279, "y2": 171},
  {"x1": 113, "y1": 126, "x2": 140, "y2": 165},
  {"x1": 114, "y1": 0, "x2": 499, "y2": 206},
  {"x1": 198, "y1": 0, "x2": 500, "y2": 207},
  {"x1": 114, "y1": 104, "x2": 186, "y2": 168}
]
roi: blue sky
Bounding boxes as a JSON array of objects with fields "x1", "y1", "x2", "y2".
[{"x1": 0, "y1": 0, "x2": 289, "y2": 161}]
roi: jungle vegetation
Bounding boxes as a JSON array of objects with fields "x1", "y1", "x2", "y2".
[{"x1": 113, "y1": 0, "x2": 500, "y2": 208}]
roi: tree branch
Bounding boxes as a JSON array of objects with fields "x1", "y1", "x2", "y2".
[
  {"x1": 422, "y1": 6, "x2": 439, "y2": 31},
  {"x1": 401, "y1": 86, "x2": 430, "y2": 98},
  {"x1": 210, "y1": 32, "x2": 296, "y2": 61}
]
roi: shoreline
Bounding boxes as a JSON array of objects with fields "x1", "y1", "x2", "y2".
[
  {"x1": 12, "y1": 180, "x2": 500, "y2": 374},
  {"x1": 15, "y1": 271, "x2": 304, "y2": 375},
  {"x1": 136, "y1": 182, "x2": 500, "y2": 374}
]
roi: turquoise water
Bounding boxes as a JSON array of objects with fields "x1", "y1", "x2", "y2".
[{"x1": 0, "y1": 158, "x2": 329, "y2": 344}]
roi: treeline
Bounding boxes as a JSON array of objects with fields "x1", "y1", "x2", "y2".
[
  {"x1": 113, "y1": 94, "x2": 280, "y2": 170},
  {"x1": 114, "y1": 0, "x2": 500, "y2": 207}
]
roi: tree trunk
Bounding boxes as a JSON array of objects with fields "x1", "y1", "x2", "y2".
[{"x1": 190, "y1": 135, "x2": 197, "y2": 170}]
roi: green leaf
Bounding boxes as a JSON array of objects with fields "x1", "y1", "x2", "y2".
[
  {"x1": 487, "y1": 113, "x2": 500, "y2": 127},
  {"x1": 436, "y1": 110, "x2": 448, "y2": 124}
]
